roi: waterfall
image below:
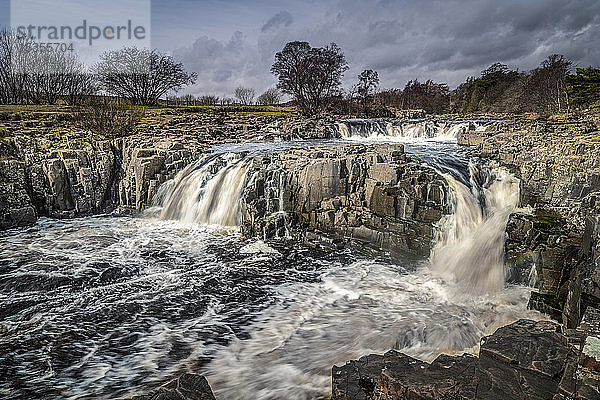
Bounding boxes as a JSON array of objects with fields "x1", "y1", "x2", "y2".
[
  {"x1": 337, "y1": 119, "x2": 492, "y2": 141},
  {"x1": 430, "y1": 163, "x2": 520, "y2": 294},
  {"x1": 159, "y1": 155, "x2": 249, "y2": 226}
]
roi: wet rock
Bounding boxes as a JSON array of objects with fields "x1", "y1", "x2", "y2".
[
  {"x1": 476, "y1": 319, "x2": 577, "y2": 400},
  {"x1": 333, "y1": 320, "x2": 580, "y2": 400},
  {"x1": 132, "y1": 373, "x2": 216, "y2": 400},
  {"x1": 463, "y1": 116, "x2": 600, "y2": 326},
  {"x1": 0, "y1": 133, "x2": 205, "y2": 229},
  {"x1": 277, "y1": 117, "x2": 338, "y2": 139},
  {"x1": 242, "y1": 143, "x2": 450, "y2": 256},
  {"x1": 377, "y1": 353, "x2": 477, "y2": 399},
  {"x1": 0, "y1": 159, "x2": 37, "y2": 229},
  {"x1": 332, "y1": 352, "x2": 394, "y2": 400}
]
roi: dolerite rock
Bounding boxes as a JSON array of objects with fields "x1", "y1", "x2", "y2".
[
  {"x1": 332, "y1": 320, "x2": 581, "y2": 400},
  {"x1": 332, "y1": 351, "x2": 477, "y2": 400},
  {"x1": 0, "y1": 133, "x2": 206, "y2": 229},
  {"x1": 0, "y1": 159, "x2": 37, "y2": 229},
  {"x1": 277, "y1": 117, "x2": 338, "y2": 139},
  {"x1": 571, "y1": 307, "x2": 600, "y2": 399},
  {"x1": 461, "y1": 115, "x2": 600, "y2": 326},
  {"x1": 581, "y1": 217, "x2": 600, "y2": 311},
  {"x1": 376, "y1": 353, "x2": 478, "y2": 399},
  {"x1": 504, "y1": 211, "x2": 581, "y2": 324},
  {"x1": 476, "y1": 319, "x2": 577, "y2": 400},
  {"x1": 132, "y1": 374, "x2": 216, "y2": 400},
  {"x1": 242, "y1": 143, "x2": 450, "y2": 256},
  {"x1": 332, "y1": 351, "x2": 397, "y2": 400}
]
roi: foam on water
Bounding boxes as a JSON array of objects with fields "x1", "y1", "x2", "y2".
[
  {"x1": 336, "y1": 119, "x2": 496, "y2": 142},
  {"x1": 203, "y1": 260, "x2": 538, "y2": 400},
  {"x1": 0, "y1": 138, "x2": 541, "y2": 400}
]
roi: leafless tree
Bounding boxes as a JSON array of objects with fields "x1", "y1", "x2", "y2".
[
  {"x1": 219, "y1": 97, "x2": 235, "y2": 106},
  {"x1": 528, "y1": 54, "x2": 572, "y2": 113},
  {"x1": 198, "y1": 95, "x2": 220, "y2": 105},
  {"x1": 356, "y1": 70, "x2": 379, "y2": 100},
  {"x1": 0, "y1": 30, "x2": 34, "y2": 103},
  {"x1": 271, "y1": 41, "x2": 348, "y2": 114},
  {"x1": 0, "y1": 29, "x2": 96, "y2": 104},
  {"x1": 93, "y1": 47, "x2": 196, "y2": 105},
  {"x1": 75, "y1": 99, "x2": 142, "y2": 137},
  {"x1": 256, "y1": 88, "x2": 281, "y2": 105},
  {"x1": 234, "y1": 86, "x2": 256, "y2": 105}
]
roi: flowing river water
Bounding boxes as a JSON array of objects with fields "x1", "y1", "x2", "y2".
[{"x1": 0, "y1": 120, "x2": 541, "y2": 399}]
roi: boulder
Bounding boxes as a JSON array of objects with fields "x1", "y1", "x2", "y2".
[
  {"x1": 476, "y1": 320, "x2": 577, "y2": 400},
  {"x1": 132, "y1": 373, "x2": 216, "y2": 400}
]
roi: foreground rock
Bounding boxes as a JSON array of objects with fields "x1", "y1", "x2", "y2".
[
  {"x1": 242, "y1": 143, "x2": 450, "y2": 256},
  {"x1": 333, "y1": 318, "x2": 600, "y2": 399},
  {"x1": 132, "y1": 374, "x2": 216, "y2": 400}
]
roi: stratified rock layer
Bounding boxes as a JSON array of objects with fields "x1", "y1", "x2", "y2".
[
  {"x1": 242, "y1": 143, "x2": 450, "y2": 256},
  {"x1": 460, "y1": 116, "x2": 600, "y2": 327}
]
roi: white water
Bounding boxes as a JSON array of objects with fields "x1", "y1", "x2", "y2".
[
  {"x1": 337, "y1": 119, "x2": 493, "y2": 141},
  {"x1": 0, "y1": 137, "x2": 540, "y2": 400},
  {"x1": 430, "y1": 164, "x2": 521, "y2": 294},
  {"x1": 203, "y1": 261, "x2": 537, "y2": 400},
  {"x1": 154, "y1": 150, "x2": 539, "y2": 399},
  {"x1": 160, "y1": 155, "x2": 248, "y2": 226}
]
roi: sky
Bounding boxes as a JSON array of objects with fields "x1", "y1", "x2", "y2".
[{"x1": 2, "y1": 0, "x2": 600, "y2": 97}]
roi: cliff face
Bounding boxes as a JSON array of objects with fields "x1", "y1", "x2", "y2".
[
  {"x1": 0, "y1": 133, "x2": 206, "y2": 230},
  {"x1": 242, "y1": 143, "x2": 450, "y2": 256},
  {"x1": 459, "y1": 116, "x2": 600, "y2": 327}
]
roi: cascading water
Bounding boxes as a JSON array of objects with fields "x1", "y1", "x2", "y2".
[
  {"x1": 337, "y1": 119, "x2": 494, "y2": 141},
  {"x1": 159, "y1": 155, "x2": 249, "y2": 226},
  {"x1": 430, "y1": 163, "x2": 521, "y2": 294},
  {"x1": 0, "y1": 136, "x2": 540, "y2": 400}
]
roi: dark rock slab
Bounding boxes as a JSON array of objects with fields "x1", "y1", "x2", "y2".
[
  {"x1": 377, "y1": 353, "x2": 477, "y2": 399},
  {"x1": 332, "y1": 351, "x2": 395, "y2": 400},
  {"x1": 132, "y1": 374, "x2": 216, "y2": 400},
  {"x1": 333, "y1": 319, "x2": 586, "y2": 400},
  {"x1": 476, "y1": 319, "x2": 577, "y2": 400},
  {"x1": 332, "y1": 350, "x2": 477, "y2": 400}
]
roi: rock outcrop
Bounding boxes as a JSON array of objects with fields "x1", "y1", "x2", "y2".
[
  {"x1": 459, "y1": 115, "x2": 600, "y2": 328},
  {"x1": 332, "y1": 318, "x2": 600, "y2": 400},
  {"x1": 0, "y1": 133, "x2": 206, "y2": 229},
  {"x1": 241, "y1": 143, "x2": 450, "y2": 256},
  {"x1": 132, "y1": 373, "x2": 216, "y2": 400}
]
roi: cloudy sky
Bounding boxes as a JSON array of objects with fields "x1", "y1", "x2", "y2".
[{"x1": 2, "y1": 0, "x2": 599, "y2": 97}]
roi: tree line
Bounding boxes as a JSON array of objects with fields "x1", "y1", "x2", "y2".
[
  {"x1": 0, "y1": 30, "x2": 196, "y2": 106},
  {"x1": 1, "y1": 29, "x2": 599, "y2": 115},
  {"x1": 270, "y1": 41, "x2": 600, "y2": 115}
]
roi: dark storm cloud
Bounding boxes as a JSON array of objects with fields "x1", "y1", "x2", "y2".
[
  {"x1": 261, "y1": 11, "x2": 293, "y2": 32},
  {"x1": 166, "y1": 0, "x2": 600, "y2": 96}
]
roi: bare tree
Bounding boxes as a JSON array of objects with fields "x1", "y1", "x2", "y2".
[
  {"x1": 219, "y1": 97, "x2": 235, "y2": 106},
  {"x1": 356, "y1": 69, "x2": 379, "y2": 100},
  {"x1": 234, "y1": 86, "x2": 255, "y2": 105},
  {"x1": 0, "y1": 30, "x2": 96, "y2": 105},
  {"x1": 198, "y1": 95, "x2": 220, "y2": 105},
  {"x1": 271, "y1": 41, "x2": 348, "y2": 114},
  {"x1": 528, "y1": 55, "x2": 572, "y2": 113},
  {"x1": 0, "y1": 30, "x2": 34, "y2": 103},
  {"x1": 93, "y1": 47, "x2": 196, "y2": 105},
  {"x1": 75, "y1": 99, "x2": 142, "y2": 137},
  {"x1": 256, "y1": 88, "x2": 281, "y2": 105}
]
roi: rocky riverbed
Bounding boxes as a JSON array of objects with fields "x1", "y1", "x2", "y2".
[{"x1": 1, "y1": 109, "x2": 599, "y2": 399}]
